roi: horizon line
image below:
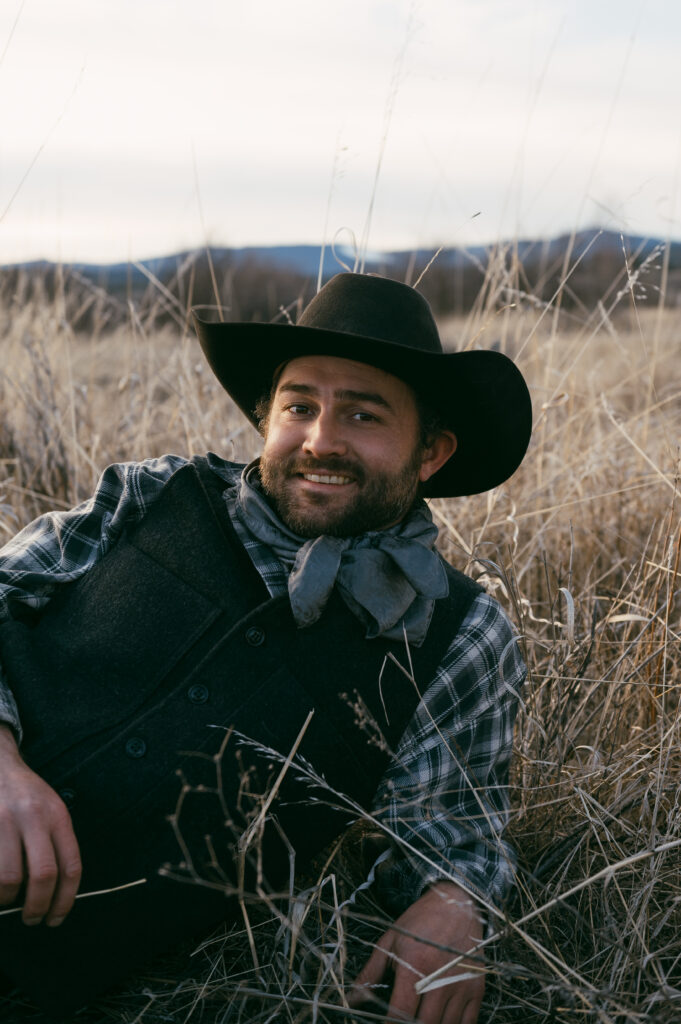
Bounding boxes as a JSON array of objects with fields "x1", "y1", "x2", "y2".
[{"x1": 2, "y1": 225, "x2": 679, "y2": 271}]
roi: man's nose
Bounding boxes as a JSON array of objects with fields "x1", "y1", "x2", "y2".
[{"x1": 302, "y1": 412, "x2": 348, "y2": 458}]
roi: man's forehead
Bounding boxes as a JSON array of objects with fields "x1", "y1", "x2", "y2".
[{"x1": 274, "y1": 354, "x2": 413, "y2": 401}]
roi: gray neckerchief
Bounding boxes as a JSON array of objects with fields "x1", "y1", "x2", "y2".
[{"x1": 234, "y1": 460, "x2": 449, "y2": 645}]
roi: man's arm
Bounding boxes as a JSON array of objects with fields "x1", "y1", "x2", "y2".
[
  {"x1": 0, "y1": 455, "x2": 193, "y2": 742},
  {"x1": 0, "y1": 455, "x2": 192, "y2": 632},
  {"x1": 354, "y1": 593, "x2": 526, "y2": 1021},
  {"x1": 0, "y1": 454, "x2": 190, "y2": 920}
]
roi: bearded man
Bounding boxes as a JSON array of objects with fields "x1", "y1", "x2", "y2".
[{"x1": 0, "y1": 273, "x2": 531, "y2": 1024}]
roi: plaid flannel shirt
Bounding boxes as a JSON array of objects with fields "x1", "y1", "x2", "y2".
[{"x1": 0, "y1": 454, "x2": 526, "y2": 914}]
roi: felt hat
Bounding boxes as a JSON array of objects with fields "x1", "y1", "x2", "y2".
[{"x1": 193, "y1": 272, "x2": 532, "y2": 498}]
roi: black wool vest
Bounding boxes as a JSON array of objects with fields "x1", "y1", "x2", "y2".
[{"x1": 0, "y1": 457, "x2": 482, "y2": 1012}]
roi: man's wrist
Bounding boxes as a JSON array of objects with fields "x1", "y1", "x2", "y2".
[
  {"x1": 426, "y1": 880, "x2": 477, "y2": 910},
  {"x1": 0, "y1": 722, "x2": 21, "y2": 760},
  {"x1": 426, "y1": 881, "x2": 487, "y2": 932}
]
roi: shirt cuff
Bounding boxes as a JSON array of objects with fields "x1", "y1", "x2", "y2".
[
  {"x1": 0, "y1": 667, "x2": 23, "y2": 744},
  {"x1": 370, "y1": 840, "x2": 517, "y2": 921}
]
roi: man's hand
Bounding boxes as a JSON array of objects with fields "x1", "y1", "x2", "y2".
[
  {"x1": 349, "y1": 881, "x2": 485, "y2": 1024},
  {"x1": 0, "y1": 725, "x2": 81, "y2": 927}
]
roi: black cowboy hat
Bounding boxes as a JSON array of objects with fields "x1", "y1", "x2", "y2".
[{"x1": 193, "y1": 273, "x2": 532, "y2": 498}]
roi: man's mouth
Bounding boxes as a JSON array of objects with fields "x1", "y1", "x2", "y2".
[{"x1": 300, "y1": 473, "x2": 353, "y2": 486}]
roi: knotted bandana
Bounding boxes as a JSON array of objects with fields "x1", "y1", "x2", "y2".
[{"x1": 234, "y1": 461, "x2": 448, "y2": 645}]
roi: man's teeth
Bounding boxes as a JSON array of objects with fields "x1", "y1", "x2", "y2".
[{"x1": 303, "y1": 473, "x2": 352, "y2": 485}]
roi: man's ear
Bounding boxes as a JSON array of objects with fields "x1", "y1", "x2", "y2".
[{"x1": 419, "y1": 430, "x2": 457, "y2": 484}]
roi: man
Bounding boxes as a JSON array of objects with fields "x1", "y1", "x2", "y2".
[{"x1": 0, "y1": 273, "x2": 531, "y2": 1022}]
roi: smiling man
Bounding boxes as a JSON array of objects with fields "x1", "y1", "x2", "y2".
[
  {"x1": 0, "y1": 273, "x2": 531, "y2": 1022},
  {"x1": 258, "y1": 355, "x2": 456, "y2": 536}
]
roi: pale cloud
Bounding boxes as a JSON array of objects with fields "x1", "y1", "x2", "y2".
[{"x1": 1, "y1": 0, "x2": 679, "y2": 262}]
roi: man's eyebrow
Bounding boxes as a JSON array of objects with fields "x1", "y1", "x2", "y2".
[{"x1": 278, "y1": 381, "x2": 394, "y2": 411}]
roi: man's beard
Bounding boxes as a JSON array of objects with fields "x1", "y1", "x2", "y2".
[{"x1": 259, "y1": 448, "x2": 424, "y2": 538}]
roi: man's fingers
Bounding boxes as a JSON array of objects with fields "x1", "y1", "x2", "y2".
[
  {"x1": 441, "y1": 982, "x2": 484, "y2": 1024},
  {"x1": 46, "y1": 815, "x2": 82, "y2": 926},
  {"x1": 21, "y1": 825, "x2": 60, "y2": 924},
  {"x1": 0, "y1": 746, "x2": 81, "y2": 926},
  {"x1": 0, "y1": 823, "x2": 24, "y2": 906},
  {"x1": 458, "y1": 995, "x2": 483, "y2": 1024},
  {"x1": 386, "y1": 964, "x2": 421, "y2": 1023},
  {"x1": 417, "y1": 987, "x2": 454, "y2": 1024},
  {"x1": 348, "y1": 941, "x2": 392, "y2": 1008}
]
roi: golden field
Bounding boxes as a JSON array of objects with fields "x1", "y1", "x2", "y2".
[{"x1": 0, "y1": 259, "x2": 679, "y2": 1023}]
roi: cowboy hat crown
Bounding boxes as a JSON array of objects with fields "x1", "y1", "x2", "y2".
[{"x1": 193, "y1": 272, "x2": 532, "y2": 498}]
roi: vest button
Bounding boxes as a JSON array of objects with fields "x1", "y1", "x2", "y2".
[
  {"x1": 125, "y1": 737, "x2": 147, "y2": 759},
  {"x1": 59, "y1": 788, "x2": 76, "y2": 809},
  {"x1": 245, "y1": 626, "x2": 265, "y2": 647},
  {"x1": 187, "y1": 683, "x2": 209, "y2": 705}
]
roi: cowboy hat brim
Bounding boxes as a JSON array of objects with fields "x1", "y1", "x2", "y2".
[{"x1": 192, "y1": 315, "x2": 532, "y2": 498}]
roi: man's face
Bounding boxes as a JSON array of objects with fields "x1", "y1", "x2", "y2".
[{"x1": 259, "y1": 355, "x2": 437, "y2": 537}]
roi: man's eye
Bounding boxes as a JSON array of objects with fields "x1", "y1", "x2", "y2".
[
  {"x1": 287, "y1": 404, "x2": 310, "y2": 415},
  {"x1": 352, "y1": 411, "x2": 377, "y2": 422}
]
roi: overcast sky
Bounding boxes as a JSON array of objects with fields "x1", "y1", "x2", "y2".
[{"x1": 1, "y1": 0, "x2": 679, "y2": 264}]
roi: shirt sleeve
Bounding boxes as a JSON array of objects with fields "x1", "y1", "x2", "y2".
[
  {"x1": 370, "y1": 591, "x2": 526, "y2": 918},
  {"x1": 0, "y1": 454, "x2": 189, "y2": 740}
]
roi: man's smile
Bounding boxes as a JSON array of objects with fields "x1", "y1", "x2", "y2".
[{"x1": 299, "y1": 472, "x2": 354, "y2": 486}]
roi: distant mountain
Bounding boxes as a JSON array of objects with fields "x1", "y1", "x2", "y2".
[
  {"x1": 8, "y1": 245, "x2": 376, "y2": 292},
  {"x1": 7, "y1": 229, "x2": 681, "y2": 286},
  {"x1": 3, "y1": 229, "x2": 680, "y2": 330}
]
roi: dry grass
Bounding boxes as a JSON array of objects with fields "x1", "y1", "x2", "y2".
[{"x1": 0, "y1": 254, "x2": 679, "y2": 1023}]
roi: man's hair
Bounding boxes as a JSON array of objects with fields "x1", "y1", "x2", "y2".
[
  {"x1": 413, "y1": 394, "x2": 446, "y2": 450},
  {"x1": 254, "y1": 382, "x2": 445, "y2": 450}
]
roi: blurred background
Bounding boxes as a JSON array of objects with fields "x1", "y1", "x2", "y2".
[{"x1": 2, "y1": 0, "x2": 680, "y2": 265}]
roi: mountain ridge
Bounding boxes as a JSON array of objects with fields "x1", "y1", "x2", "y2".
[
  {"x1": 5, "y1": 227, "x2": 680, "y2": 286},
  {"x1": 3, "y1": 227, "x2": 679, "y2": 329}
]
